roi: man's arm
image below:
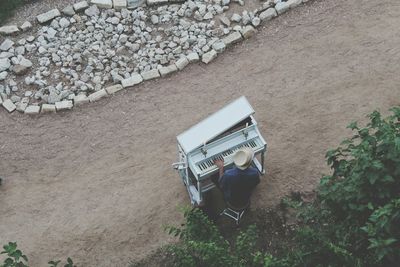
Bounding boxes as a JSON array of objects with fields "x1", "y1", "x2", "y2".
[{"x1": 214, "y1": 159, "x2": 224, "y2": 182}]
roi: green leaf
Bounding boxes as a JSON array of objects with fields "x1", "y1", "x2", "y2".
[
  {"x1": 347, "y1": 121, "x2": 358, "y2": 130},
  {"x1": 21, "y1": 255, "x2": 28, "y2": 262},
  {"x1": 48, "y1": 260, "x2": 60, "y2": 267},
  {"x1": 5, "y1": 258, "x2": 14, "y2": 265},
  {"x1": 395, "y1": 137, "x2": 400, "y2": 150}
]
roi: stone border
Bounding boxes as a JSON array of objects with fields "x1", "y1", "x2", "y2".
[{"x1": 0, "y1": 0, "x2": 309, "y2": 115}]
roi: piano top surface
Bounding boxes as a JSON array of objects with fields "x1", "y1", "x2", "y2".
[{"x1": 177, "y1": 96, "x2": 255, "y2": 154}]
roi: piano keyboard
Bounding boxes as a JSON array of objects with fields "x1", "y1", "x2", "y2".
[{"x1": 196, "y1": 140, "x2": 259, "y2": 172}]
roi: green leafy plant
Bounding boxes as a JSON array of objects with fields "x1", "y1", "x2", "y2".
[
  {"x1": 281, "y1": 107, "x2": 400, "y2": 266},
  {"x1": 48, "y1": 258, "x2": 76, "y2": 267},
  {"x1": 165, "y1": 207, "x2": 280, "y2": 267},
  {"x1": 1, "y1": 242, "x2": 75, "y2": 267},
  {"x1": 165, "y1": 207, "x2": 237, "y2": 267},
  {"x1": 361, "y1": 198, "x2": 400, "y2": 263},
  {"x1": 0, "y1": 242, "x2": 28, "y2": 267}
]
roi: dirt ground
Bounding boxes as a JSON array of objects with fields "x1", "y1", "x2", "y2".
[{"x1": 1, "y1": 0, "x2": 400, "y2": 266}]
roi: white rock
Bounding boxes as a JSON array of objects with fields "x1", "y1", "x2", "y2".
[
  {"x1": 88, "y1": 89, "x2": 108, "y2": 102},
  {"x1": 11, "y1": 95, "x2": 21, "y2": 103},
  {"x1": 46, "y1": 27, "x2": 57, "y2": 38},
  {"x1": 262, "y1": 0, "x2": 274, "y2": 9},
  {"x1": 159, "y1": 64, "x2": 178, "y2": 77},
  {"x1": 252, "y1": 17, "x2": 261, "y2": 27},
  {"x1": 275, "y1": 1, "x2": 290, "y2": 14},
  {"x1": 242, "y1": 11, "x2": 251, "y2": 25},
  {"x1": 41, "y1": 104, "x2": 56, "y2": 113},
  {"x1": 20, "y1": 21, "x2": 33, "y2": 31},
  {"x1": 186, "y1": 52, "x2": 199, "y2": 63},
  {"x1": 26, "y1": 36, "x2": 35, "y2": 42},
  {"x1": 59, "y1": 18, "x2": 71, "y2": 28},
  {"x1": 202, "y1": 49, "x2": 217, "y2": 64},
  {"x1": 127, "y1": 0, "x2": 146, "y2": 9},
  {"x1": 121, "y1": 73, "x2": 143, "y2": 88},
  {"x1": 62, "y1": 5, "x2": 76, "y2": 16},
  {"x1": 288, "y1": 0, "x2": 303, "y2": 8},
  {"x1": 220, "y1": 16, "x2": 230, "y2": 27},
  {"x1": 141, "y1": 69, "x2": 160, "y2": 80},
  {"x1": 0, "y1": 58, "x2": 11, "y2": 72},
  {"x1": 222, "y1": 31, "x2": 242, "y2": 46},
  {"x1": 0, "y1": 71, "x2": 7, "y2": 81},
  {"x1": 241, "y1": 25, "x2": 256, "y2": 39},
  {"x1": 85, "y1": 5, "x2": 100, "y2": 16},
  {"x1": 105, "y1": 84, "x2": 123, "y2": 94},
  {"x1": 19, "y1": 56, "x2": 33, "y2": 68},
  {"x1": 16, "y1": 98, "x2": 29, "y2": 112},
  {"x1": 74, "y1": 94, "x2": 90, "y2": 105},
  {"x1": 2, "y1": 99, "x2": 16, "y2": 113},
  {"x1": 113, "y1": 0, "x2": 127, "y2": 9},
  {"x1": 0, "y1": 52, "x2": 13, "y2": 58},
  {"x1": 24, "y1": 105, "x2": 40, "y2": 115},
  {"x1": 175, "y1": 57, "x2": 189, "y2": 70},
  {"x1": 91, "y1": 0, "x2": 113, "y2": 8},
  {"x1": 15, "y1": 46, "x2": 25, "y2": 56},
  {"x1": 147, "y1": 0, "x2": 168, "y2": 5},
  {"x1": 0, "y1": 39, "x2": 14, "y2": 51},
  {"x1": 259, "y1": 8, "x2": 277, "y2": 21},
  {"x1": 55, "y1": 100, "x2": 73, "y2": 111},
  {"x1": 231, "y1": 14, "x2": 241, "y2": 23},
  {"x1": 212, "y1": 41, "x2": 226, "y2": 53},
  {"x1": 118, "y1": 34, "x2": 128, "y2": 44},
  {"x1": 73, "y1": 1, "x2": 89, "y2": 11},
  {"x1": 151, "y1": 15, "x2": 159, "y2": 24},
  {"x1": 0, "y1": 25, "x2": 19, "y2": 35},
  {"x1": 110, "y1": 17, "x2": 120, "y2": 24},
  {"x1": 37, "y1": 9, "x2": 61, "y2": 24},
  {"x1": 38, "y1": 47, "x2": 47, "y2": 54},
  {"x1": 204, "y1": 12, "x2": 213, "y2": 20}
]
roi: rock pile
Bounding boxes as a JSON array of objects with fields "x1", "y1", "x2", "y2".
[{"x1": 0, "y1": 0, "x2": 307, "y2": 114}]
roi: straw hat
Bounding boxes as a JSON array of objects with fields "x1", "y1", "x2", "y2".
[{"x1": 233, "y1": 147, "x2": 254, "y2": 170}]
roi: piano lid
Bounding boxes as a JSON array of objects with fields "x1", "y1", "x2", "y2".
[{"x1": 177, "y1": 96, "x2": 255, "y2": 153}]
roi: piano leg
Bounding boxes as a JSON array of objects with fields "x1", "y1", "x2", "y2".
[
  {"x1": 261, "y1": 151, "x2": 265, "y2": 175},
  {"x1": 253, "y1": 156, "x2": 265, "y2": 175}
]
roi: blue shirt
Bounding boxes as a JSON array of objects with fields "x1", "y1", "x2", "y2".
[{"x1": 219, "y1": 167, "x2": 260, "y2": 207}]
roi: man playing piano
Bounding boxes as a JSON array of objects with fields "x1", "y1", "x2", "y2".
[{"x1": 212, "y1": 147, "x2": 260, "y2": 209}]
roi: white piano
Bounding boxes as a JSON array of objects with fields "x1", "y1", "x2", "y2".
[{"x1": 173, "y1": 96, "x2": 267, "y2": 205}]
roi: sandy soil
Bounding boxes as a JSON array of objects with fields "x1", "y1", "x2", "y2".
[{"x1": 1, "y1": 0, "x2": 400, "y2": 266}]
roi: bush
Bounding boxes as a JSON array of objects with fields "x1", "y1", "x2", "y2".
[
  {"x1": 165, "y1": 207, "x2": 277, "y2": 267},
  {"x1": 282, "y1": 107, "x2": 400, "y2": 266}
]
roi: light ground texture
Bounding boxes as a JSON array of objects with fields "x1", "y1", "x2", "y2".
[{"x1": 1, "y1": 0, "x2": 400, "y2": 266}]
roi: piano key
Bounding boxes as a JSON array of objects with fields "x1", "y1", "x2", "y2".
[{"x1": 196, "y1": 138, "x2": 265, "y2": 172}]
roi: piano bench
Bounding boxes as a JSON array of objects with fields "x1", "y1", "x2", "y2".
[{"x1": 219, "y1": 201, "x2": 250, "y2": 225}]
